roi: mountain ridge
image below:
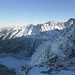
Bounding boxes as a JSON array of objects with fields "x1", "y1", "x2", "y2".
[
  {"x1": 0, "y1": 18, "x2": 75, "y2": 75},
  {"x1": 29, "y1": 18, "x2": 75, "y2": 71},
  {"x1": 0, "y1": 18, "x2": 75, "y2": 57}
]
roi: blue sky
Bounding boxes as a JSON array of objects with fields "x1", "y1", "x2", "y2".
[{"x1": 0, "y1": 0, "x2": 75, "y2": 27}]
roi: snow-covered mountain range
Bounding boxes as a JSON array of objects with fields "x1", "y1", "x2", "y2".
[
  {"x1": 0, "y1": 18, "x2": 75, "y2": 75},
  {"x1": 0, "y1": 18, "x2": 73, "y2": 56},
  {"x1": 29, "y1": 18, "x2": 75, "y2": 69},
  {"x1": 21, "y1": 18, "x2": 75, "y2": 75}
]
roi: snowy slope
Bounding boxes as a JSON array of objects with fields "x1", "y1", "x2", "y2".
[
  {"x1": 28, "y1": 66, "x2": 75, "y2": 75},
  {"x1": 0, "y1": 20, "x2": 69, "y2": 40},
  {"x1": 0, "y1": 18, "x2": 74, "y2": 40},
  {"x1": 0, "y1": 18, "x2": 75, "y2": 75},
  {"x1": 0, "y1": 20, "x2": 68, "y2": 56},
  {"x1": 0, "y1": 56, "x2": 29, "y2": 75},
  {"x1": 17, "y1": 18, "x2": 75, "y2": 75},
  {"x1": 28, "y1": 18, "x2": 75, "y2": 72}
]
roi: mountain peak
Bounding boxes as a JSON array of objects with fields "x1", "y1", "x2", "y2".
[
  {"x1": 45, "y1": 21, "x2": 55, "y2": 25},
  {"x1": 67, "y1": 18, "x2": 75, "y2": 25}
]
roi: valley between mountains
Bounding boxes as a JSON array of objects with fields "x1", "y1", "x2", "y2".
[{"x1": 0, "y1": 18, "x2": 75, "y2": 75}]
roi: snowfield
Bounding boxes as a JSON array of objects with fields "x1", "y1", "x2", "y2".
[
  {"x1": 0, "y1": 56, "x2": 29, "y2": 75},
  {"x1": 0, "y1": 18, "x2": 75, "y2": 75},
  {"x1": 27, "y1": 66, "x2": 75, "y2": 75},
  {"x1": 56, "y1": 70, "x2": 75, "y2": 75}
]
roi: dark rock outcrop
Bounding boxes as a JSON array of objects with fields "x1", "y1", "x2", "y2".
[{"x1": 0, "y1": 64, "x2": 16, "y2": 75}]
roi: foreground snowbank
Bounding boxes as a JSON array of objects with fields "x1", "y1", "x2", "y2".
[
  {"x1": 27, "y1": 66, "x2": 75, "y2": 75},
  {"x1": 56, "y1": 70, "x2": 75, "y2": 75}
]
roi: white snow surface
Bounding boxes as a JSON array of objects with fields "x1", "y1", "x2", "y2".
[
  {"x1": 56, "y1": 70, "x2": 75, "y2": 75},
  {"x1": 29, "y1": 22, "x2": 75, "y2": 67},
  {"x1": 0, "y1": 21, "x2": 67, "y2": 40},
  {"x1": 0, "y1": 56, "x2": 29, "y2": 75},
  {"x1": 27, "y1": 66, "x2": 75, "y2": 75},
  {"x1": 28, "y1": 66, "x2": 49, "y2": 75},
  {"x1": 0, "y1": 18, "x2": 75, "y2": 75}
]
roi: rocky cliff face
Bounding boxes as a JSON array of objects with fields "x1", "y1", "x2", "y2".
[{"x1": 29, "y1": 18, "x2": 75, "y2": 72}]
